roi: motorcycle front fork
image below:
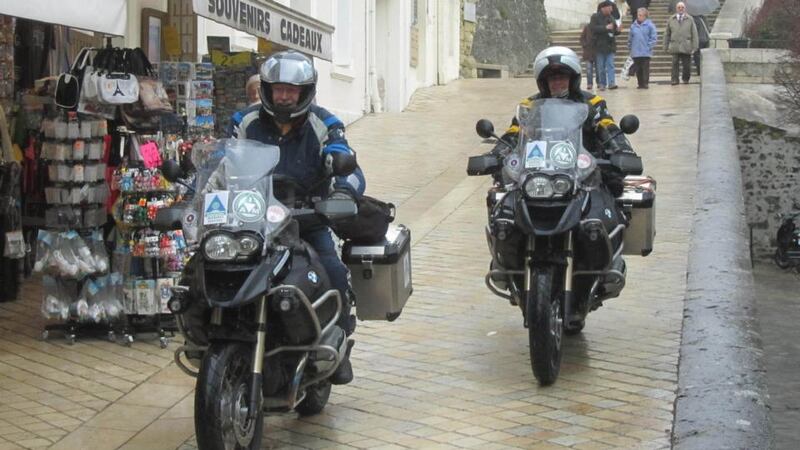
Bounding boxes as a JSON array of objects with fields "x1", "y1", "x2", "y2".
[
  {"x1": 249, "y1": 296, "x2": 268, "y2": 418},
  {"x1": 525, "y1": 233, "x2": 576, "y2": 324}
]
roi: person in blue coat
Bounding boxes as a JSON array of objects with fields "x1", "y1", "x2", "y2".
[
  {"x1": 236, "y1": 50, "x2": 366, "y2": 385},
  {"x1": 628, "y1": 7, "x2": 658, "y2": 89}
]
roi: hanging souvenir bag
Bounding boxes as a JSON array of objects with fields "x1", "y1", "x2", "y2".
[
  {"x1": 55, "y1": 45, "x2": 92, "y2": 110},
  {"x1": 97, "y1": 49, "x2": 139, "y2": 105}
]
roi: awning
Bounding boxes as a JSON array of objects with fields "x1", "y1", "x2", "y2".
[
  {"x1": 0, "y1": 0, "x2": 127, "y2": 36},
  {"x1": 193, "y1": 0, "x2": 334, "y2": 61}
]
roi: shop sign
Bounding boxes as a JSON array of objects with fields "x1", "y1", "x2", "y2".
[{"x1": 193, "y1": 0, "x2": 333, "y2": 61}]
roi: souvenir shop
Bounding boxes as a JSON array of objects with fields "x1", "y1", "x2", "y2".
[
  {"x1": 0, "y1": 0, "x2": 335, "y2": 345},
  {"x1": 0, "y1": 7, "x2": 218, "y2": 346}
]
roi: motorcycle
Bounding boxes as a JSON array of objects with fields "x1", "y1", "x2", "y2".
[
  {"x1": 158, "y1": 138, "x2": 360, "y2": 450},
  {"x1": 466, "y1": 98, "x2": 653, "y2": 385},
  {"x1": 773, "y1": 211, "x2": 800, "y2": 270}
]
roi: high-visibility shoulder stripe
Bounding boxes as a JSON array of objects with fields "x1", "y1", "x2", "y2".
[
  {"x1": 506, "y1": 125, "x2": 520, "y2": 134},
  {"x1": 598, "y1": 118, "x2": 616, "y2": 128},
  {"x1": 520, "y1": 97, "x2": 533, "y2": 107},
  {"x1": 589, "y1": 95, "x2": 604, "y2": 106}
]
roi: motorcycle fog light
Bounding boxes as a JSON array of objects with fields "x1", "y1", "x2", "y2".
[
  {"x1": 524, "y1": 175, "x2": 553, "y2": 198},
  {"x1": 167, "y1": 297, "x2": 183, "y2": 314},
  {"x1": 203, "y1": 233, "x2": 238, "y2": 261},
  {"x1": 552, "y1": 177, "x2": 572, "y2": 196}
]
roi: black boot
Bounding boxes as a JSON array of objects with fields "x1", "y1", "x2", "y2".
[{"x1": 330, "y1": 339, "x2": 354, "y2": 385}]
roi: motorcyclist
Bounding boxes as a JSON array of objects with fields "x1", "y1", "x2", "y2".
[
  {"x1": 490, "y1": 46, "x2": 641, "y2": 196},
  {"x1": 233, "y1": 50, "x2": 365, "y2": 385}
]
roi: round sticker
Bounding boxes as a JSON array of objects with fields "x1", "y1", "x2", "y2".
[
  {"x1": 550, "y1": 142, "x2": 577, "y2": 169},
  {"x1": 266, "y1": 205, "x2": 287, "y2": 223},
  {"x1": 232, "y1": 191, "x2": 266, "y2": 223},
  {"x1": 577, "y1": 153, "x2": 593, "y2": 169},
  {"x1": 508, "y1": 154, "x2": 520, "y2": 167},
  {"x1": 184, "y1": 212, "x2": 196, "y2": 225}
]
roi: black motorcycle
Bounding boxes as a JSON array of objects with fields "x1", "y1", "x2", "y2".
[
  {"x1": 467, "y1": 98, "x2": 649, "y2": 385},
  {"x1": 158, "y1": 138, "x2": 359, "y2": 450},
  {"x1": 774, "y1": 211, "x2": 800, "y2": 270}
]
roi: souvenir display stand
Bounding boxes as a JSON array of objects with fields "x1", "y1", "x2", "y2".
[
  {"x1": 34, "y1": 112, "x2": 116, "y2": 343},
  {"x1": 110, "y1": 135, "x2": 188, "y2": 347}
]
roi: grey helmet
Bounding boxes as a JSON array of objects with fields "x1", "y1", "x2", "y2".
[
  {"x1": 259, "y1": 50, "x2": 318, "y2": 123},
  {"x1": 532, "y1": 46, "x2": 582, "y2": 98}
]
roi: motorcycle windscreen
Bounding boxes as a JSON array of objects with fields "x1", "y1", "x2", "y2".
[
  {"x1": 191, "y1": 138, "x2": 291, "y2": 238},
  {"x1": 502, "y1": 98, "x2": 597, "y2": 183}
]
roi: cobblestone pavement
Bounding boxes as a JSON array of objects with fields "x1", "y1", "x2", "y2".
[{"x1": 0, "y1": 78, "x2": 699, "y2": 449}]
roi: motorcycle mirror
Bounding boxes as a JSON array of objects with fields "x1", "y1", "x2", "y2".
[
  {"x1": 328, "y1": 152, "x2": 357, "y2": 177},
  {"x1": 619, "y1": 115, "x2": 640, "y2": 134},
  {"x1": 476, "y1": 119, "x2": 496, "y2": 139},
  {"x1": 161, "y1": 160, "x2": 184, "y2": 182}
]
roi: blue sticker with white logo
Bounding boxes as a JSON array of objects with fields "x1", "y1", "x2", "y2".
[
  {"x1": 525, "y1": 141, "x2": 547, "y2": 168},
  {"x1": 203, "y1": 191, "x2": 229, "y2": 225}
]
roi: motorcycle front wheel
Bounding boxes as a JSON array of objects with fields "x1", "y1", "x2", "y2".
[
  {"x1": 527, "y1": 265, "x2": 563, "y2": 386},
  {"x1": 195, "y1": 343, "x2": 264, "y2": 450}
]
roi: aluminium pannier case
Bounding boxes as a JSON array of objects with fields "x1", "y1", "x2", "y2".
[
  {"x1": 342, "y1": 225, "x2": 412, "y2": 321},
  {"x1": 617, "y1": 175, "x2": 656, "y2": 256}
]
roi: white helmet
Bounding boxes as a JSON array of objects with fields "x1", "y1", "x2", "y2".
[{"x1": 532, "y1": 46, "x2": 582, "y2": 97}]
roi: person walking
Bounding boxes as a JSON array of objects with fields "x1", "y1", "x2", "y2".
[
  {"x1": 580, "y1": 23, "x2": 599, "y2": 90},
  {"x1": 664, "y1": 1, "x2": 699, "y2": 85},
  {"x1": 693, "y1": 14, "x2": 710, "y2": 75},
  {"x1": 590, "y1": 0, "x2": 621, "y2": 90},
  {"x1": 628, "y1": 7, "x2": 657, "y2": 89}
]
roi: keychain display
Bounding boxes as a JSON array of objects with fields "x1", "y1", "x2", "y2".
[{"x1": 33, "y1": 229, "x2": 109, "y2": 279}]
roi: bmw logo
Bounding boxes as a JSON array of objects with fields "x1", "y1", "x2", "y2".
[
  {"x1": 604, "y1": 208, "x2": 612, "y2": 218},
  {"x1": 307, "y1": 271, "x2": 319, "y2": 284}
]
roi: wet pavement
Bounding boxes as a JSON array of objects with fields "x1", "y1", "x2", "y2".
[{"x1": 1, "y1": 77, "x2": 704, "y2": 449}]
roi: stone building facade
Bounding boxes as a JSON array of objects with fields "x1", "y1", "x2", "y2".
[
  {"x1": 736, "y1": 118, "x2": 800, "y2": 259},
  {"x1": 463, "y1": 0, "x2": 550, "y2": 76}
]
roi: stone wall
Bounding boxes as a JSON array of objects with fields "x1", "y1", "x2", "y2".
[
  {"x1": 470, "y1": 0, "x2": 550, "y2": 75},
  {"x1": 543, "y1": 0, "x2": 596, "y2": 31},
  {"x1": 735, "y1": 118, "x2": 800, "y2": 259},
  {"x1": 461, "y1": 2, "x2": 478, "y2": 78},
  {"x1": 719, "y1": 49, "x2": 792, "y2": 84}
]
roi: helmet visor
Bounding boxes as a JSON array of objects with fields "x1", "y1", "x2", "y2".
[{"x1": 260, "y1": 57, "x2": 316, "y2": 86}]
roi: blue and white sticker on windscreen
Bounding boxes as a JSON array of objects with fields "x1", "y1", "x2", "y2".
[
  {"x1": 524, "y1": 141, "x2": 547, "y2": 169},
  {"x1": 203, "y1": 191, "x2": 229, "y2": 225}
]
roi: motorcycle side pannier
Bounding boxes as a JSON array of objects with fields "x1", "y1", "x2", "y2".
[
  {"x1": 342, "y1": 225, "x2": 412, "y2": 321},
  {"x1": 617, "y1": 175, "x2": 656, "y2": 256}
]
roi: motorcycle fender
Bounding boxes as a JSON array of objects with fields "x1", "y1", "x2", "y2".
[
  {"x1": 517, "y1": 191, "x2": 587, "y2": 236},
  {"x1": 197, "y1": 257, "x2": 273, "y2": 308}
]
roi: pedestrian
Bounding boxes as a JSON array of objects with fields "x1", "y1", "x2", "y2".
[
  {"x1": 227, "y1": 74, "x2": 261, "y2": 137},
  {"x1": 693, "y1": 15, "x2": 710, "y2": 75},
  {"x1": 590, "y1": 0, "x2": 621, "y2": 91},
  {"x1": 579, "y1": 23, "x2": 599, "y2": 90},
  {"x1": 628, "y1": 7, "x2": 657, "y2": 89},
  {"x1": 626, "y1": 0, "x2": 651, "y2": 19},
  {"x1": 664, "y1": 2, "x2": 699, "y2": 85}
]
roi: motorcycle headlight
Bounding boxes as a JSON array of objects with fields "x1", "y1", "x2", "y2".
[
  {"x1": 524, "y1": 175, "x2": 554, "y2": 199},
  {"x1": 203, "y1": 231, "x2": 263, "y2": 261},
  {"x1": 551, "y1": 177, "x2": 573, "y2": 196}
]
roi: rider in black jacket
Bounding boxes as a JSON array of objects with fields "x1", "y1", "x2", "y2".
[{"x1": 491, "y1": 46, "x2": 641, "y2": 196}]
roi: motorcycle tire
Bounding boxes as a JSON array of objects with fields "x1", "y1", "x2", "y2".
[
  {"x1": 195, "y1": 343, "x2": 264, "y2": 450},
  {"x1": 774, "y1": 250, "x2": 792, "y2": 269},
  {"x1": 527, "y1": 266, "x2": 563, "y2": 386},
  {"x1": 295, "y1": 380, "x2": 332, "y2": 416}
]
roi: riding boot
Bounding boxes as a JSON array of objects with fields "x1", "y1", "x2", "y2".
[{"x1": 330, "y1": 339, "x2": 354, "y2": 385}]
